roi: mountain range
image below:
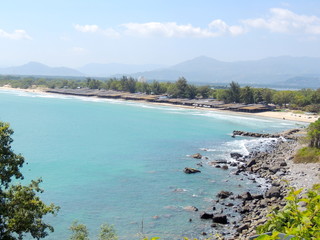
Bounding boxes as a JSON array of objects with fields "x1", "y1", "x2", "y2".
[{"x1": 1, "y1": 56, "x2": 320, "y2": 87}]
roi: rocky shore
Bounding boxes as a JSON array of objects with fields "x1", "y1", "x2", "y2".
[{"x1": 190, "y1": 128, "x2": 320, "y2": 239}]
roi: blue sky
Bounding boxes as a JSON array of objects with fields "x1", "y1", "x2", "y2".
[{"x1": 1, "y1": 0, "x2": 320, "y2": 67}]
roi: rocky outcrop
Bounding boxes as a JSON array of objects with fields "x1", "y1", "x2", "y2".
[
  {"x1": 183, "y1": 167, "x2": 201, "y2": 174},
  {"x1": 232, "y1": 129, "x2": 301, "y2": 140},
  {"x1": 217, "y1": 191, "x2": 233, "y2": 199},
  {"x1": 191, "y1": 153, "x2": 202, "y2": 159}
]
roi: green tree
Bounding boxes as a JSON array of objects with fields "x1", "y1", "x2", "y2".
[
  {"x1": 69, "y1": 221, "x2": 89, "y2": 240},
  {"x1": 308, "y1": 119, "x2": 320, "y2": 148},
  {"x1": 240, "y1": 86, "x2": 254, "y2": 104},
  {"x1": 98, "y1": 224, "x2": 118, "y2": 240},
  {"x1": 69, "y1": 222, "x2": 118, "y2": 240},
  {"x1": 186, "y1": 85, "x2": 197, "y2": 99},
  {"x1": 225, "y1": 81, "x2": 241, "y2": 103},
  {"x1": 197, "y1": 85, "x2": 211, "y2": 98},
  {"x1": 272, "y1": 91, "x2": 293, "y2": 107},
  {"x1": 0, "y1": 121, "x2": 59, "y2": 239},
  {"x1": 175, "y1": 77, "x2": 189, "y2": 98}
]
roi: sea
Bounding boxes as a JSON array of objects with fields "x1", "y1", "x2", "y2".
[{"x1": 0, "y1": 89, "x2": 306, "y2": 240}]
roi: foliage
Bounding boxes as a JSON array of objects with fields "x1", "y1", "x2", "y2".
[
  {"x1": 223, "y1": 81, "x2": 241, "y2": 103},
  {"x1": 69, "y1": 221, "x2": 89, "y2": 240},
  {"x1": 308, "y1": 119, "x2": 320, "y2": 148},
  {"x1": 256, "y1": 185, "x2": 320, "y2": 240},
  {"x1": 69, "y1": 222, "x2": 118, "y2": 240},
  {"x1": 98, "y1": 223, "x2": 118, "y2": 240},
  {"x1": 0, "y1": 121, "x2": 59, "y2": 239}
]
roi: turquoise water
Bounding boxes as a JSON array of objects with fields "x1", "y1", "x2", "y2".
[{"x1": 0, "y1": 90, "x2": 304, "y2": 239}]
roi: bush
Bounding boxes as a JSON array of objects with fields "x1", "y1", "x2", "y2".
[{"x1": 256, "y1": 185, "x2": 320, "y2": 239}]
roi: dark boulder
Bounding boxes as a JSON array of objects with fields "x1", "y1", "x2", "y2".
[
  {"x1": 217, "y1": 191, "x2": 233, "y2": 199},
  {"x1": 184, "y1": 167, "x2": 201, "y2": 174},
  {"x1": 200, "y1": 212, "x2": 213, "y2": 219},
  {"x1": 246, "y1": 159, "x2": 256, "y2": 168},
  {"x1": 251, "y1": 194, "x2": 264, "y2": 200},
  {"x1": 212, "y1": 214, "x2": 228, "y2": 224},
  {"x1": 230, "y1": 152, "x2": 243, "y2": 159},
  {"x1": 222, "y1": 165, "x2": 229, "y2": 170}
]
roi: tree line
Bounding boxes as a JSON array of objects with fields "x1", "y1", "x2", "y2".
[{"x1": 1, "y1": 76, "x2": 320, "y2": 112}]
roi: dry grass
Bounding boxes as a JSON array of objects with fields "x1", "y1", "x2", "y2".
[{"x1": 294, "y1": 147, "x2": 320, "y2": 163}]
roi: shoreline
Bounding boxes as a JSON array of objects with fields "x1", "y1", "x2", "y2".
[
  {"x1": 200, "y1": 129, "x2": 319, "y2": 239},
  {"x1": 0, "y1": 86, "x2": 318, "y2": 123}
]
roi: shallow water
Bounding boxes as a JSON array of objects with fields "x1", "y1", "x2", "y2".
[{"x1": 0, "y1": 90, "x2": 305, "y2": 239}]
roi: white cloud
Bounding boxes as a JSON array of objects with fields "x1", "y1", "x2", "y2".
[
  {"x1": 74, "y1": 24, "x2": 99, "y2": 33},
  {"x1": 121, "y1": 21, "x2": 245, "y2": 38},
  {"x1": 243, "y1": 8, "x2": 320, "y2": 35},
  {"x1": 74, "y1": 24, "x2": 120, "y2": 38},
  {"x1": 75, "y1": 8, "x2": 320, "y2": 39},
  {"x1": 209, "y1": 19, "x2": 246, "y2": 36},
  {"x1": 0, "y1": 29, "x2": 32, "y2": 40}
]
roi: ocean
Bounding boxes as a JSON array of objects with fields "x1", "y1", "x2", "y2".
[{"x1": 0, "y1": 89, "x2": 305, "y2": 239}]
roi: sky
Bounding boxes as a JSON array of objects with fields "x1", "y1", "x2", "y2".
[{"x1": 1, "y1": 0, "x2": 320, "y2": 68}]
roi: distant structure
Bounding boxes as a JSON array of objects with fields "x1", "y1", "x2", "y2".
[{"x1": 138, "y1": 76, "x2": 146, "y2": 83}]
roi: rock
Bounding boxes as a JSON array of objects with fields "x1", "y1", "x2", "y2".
[
  {"x1": 184, "y1": 167, "x2": 201, "y2": 174},
  {"x1": 215, "y1": 165, "x2": 221, "y2": 168},
  {"x1": 212, "y1": 214, "x2": 228, "y2": 224},
  {"x1": 200, "y1": 212, "x2": 213, "y2": 219},
  {"x1": 269, "y1": 166, "x2": 281, "y2": 174},
  {"x1": 216, "y1": 160, "x2": 228, "y2": 164},
  {"x1": 247, "y1": 159, "x2": 256, "y2": 168},
  {"x1": 230, "y1": 162, "x2": 238, "y2": 167},
  {"x1": 265, "y1": 186, "x2": 282, "y2": 198},
  {"x1": 279, "y1": 161, "x2": 287, "y2": 166},
  {"x1": 251, "y1": 194, "x2": 264, "y2": 200},
  {"x1": 191, "y1": 153, "x2": 202, "y2": 159},
  {"x1": 230, "y1": 152, "x2": 243, "y2": 159},
  {"x1": 240, "y1": 192, "x2": 253, "y2": 201},
  {"x1": 222, "y1": 165, "x2": 229, "y2": 170},
  {"x1": 183, "y1": 206, "x2": 198, "y2": 211},
  {"x1": 240, "y1": 206, "x2": 250, "y2": 214},
  {"x1": 236, "y1": 224, "x2": 249, "y2": 233},
  {"x1": 217, "y1": 191, "x2": 233, "y2": 199}
]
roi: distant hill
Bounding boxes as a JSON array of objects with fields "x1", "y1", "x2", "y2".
[
  {"x1": 128, "y1": 56, "x2": 320, "y2": 86},
  {"x1": 1, "y1": 57, "x2": 320, "y2": 88},
  {"x1": 0, "y1": 62, "x2": 84, "y2": 77},
  {"x1": 78, "y1": 63, "x2": 165, "y2": 77}
]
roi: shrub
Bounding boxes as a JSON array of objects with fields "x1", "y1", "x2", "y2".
[{"x1": 256, "y1": 185, "x2": 320, "y2": 239}]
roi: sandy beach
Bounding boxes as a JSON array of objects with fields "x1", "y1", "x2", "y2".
[{"x1": 1, "y1": 86, "x2": 318, "y2": 123}]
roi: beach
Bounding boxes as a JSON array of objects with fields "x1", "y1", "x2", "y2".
[{"x1": 1, "y1": 86, "x2": 318, "y2": 123}]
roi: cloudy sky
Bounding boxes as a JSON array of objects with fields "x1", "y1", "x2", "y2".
[{"x1": 1, "y1": 0, "x2": 320, "y2": 67}]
